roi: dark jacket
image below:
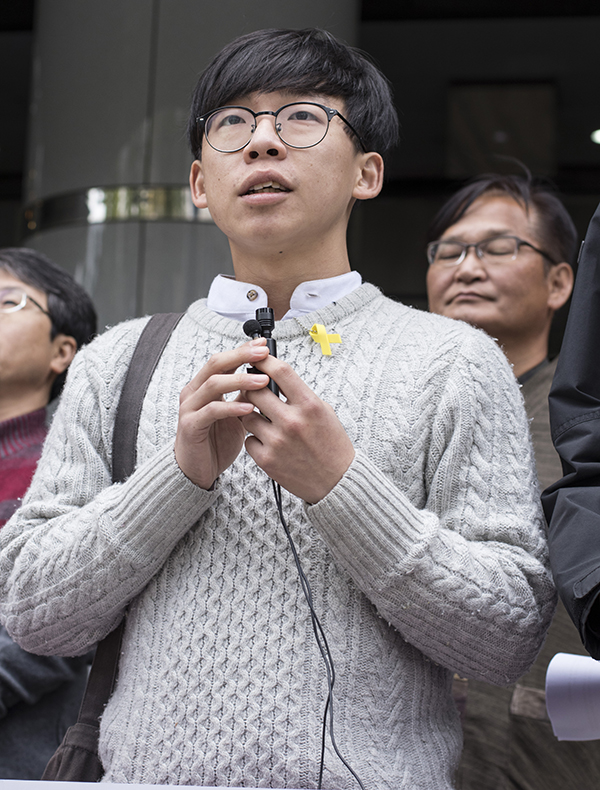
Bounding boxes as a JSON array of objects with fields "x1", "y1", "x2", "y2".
[
  {"x1": 0, "y1": 625, "x2": 89, "y2": 779},
  {"x1": 0, "y1": 409, "x2": 90, "y2": 778},
  {"x1": 542, "y1": 201, "x2": 600, "y2": 659}
]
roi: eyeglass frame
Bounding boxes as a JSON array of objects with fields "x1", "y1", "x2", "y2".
[
  {"x1": 426, "y1": 235, "x2": 558, "y2": 267},
  {"x1": 196, "y1": 101, "x2": 367, "y2": 154},
  {"x1": 0, "y1": 286, "x2": 52, "y2": 318}
]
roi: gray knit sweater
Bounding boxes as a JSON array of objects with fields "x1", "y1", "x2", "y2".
[{"x1": 0, "y1": 284, "x2": 555, "y2": 789}]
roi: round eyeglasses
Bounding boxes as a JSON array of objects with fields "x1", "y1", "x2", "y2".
[
  {"x1": 427, "y1": 235, "x2": 557, "y2": 267},
  {"x1": 0, "y1": 287, "x2": 51, "y2": 317},
  {"x1": 196, "y1": 101, "x2": 366, "y2": 153}
]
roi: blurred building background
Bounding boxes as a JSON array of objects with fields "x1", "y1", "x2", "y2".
[{"x1": 1, "y1": 1, "x2": 599, "y2": 346}]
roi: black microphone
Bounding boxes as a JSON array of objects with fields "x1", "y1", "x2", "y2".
[
  {"x1": 242, "y1": 319, "x2": 262, "y2": 339},
  {"x1": 243, "y1": 308, "x2": 279, "y2": 396}
]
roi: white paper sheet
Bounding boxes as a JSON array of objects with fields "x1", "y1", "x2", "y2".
[{"x1": 546, "y1": 652, "x2": 600, "y2": 740}]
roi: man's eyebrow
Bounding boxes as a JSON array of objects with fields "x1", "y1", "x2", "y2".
[{"x1": 441, "y1": 228, "x2": 513, "y2": 241}]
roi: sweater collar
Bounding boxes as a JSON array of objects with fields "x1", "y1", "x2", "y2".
[
  {"x1": 186, "y1": 281, "x2": 385, "y2": 343},
  {"x1": 0, "y1": 408, "x2": 47, "y2": 460}
]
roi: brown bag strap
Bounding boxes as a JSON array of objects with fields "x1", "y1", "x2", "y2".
[
  {"x1": 76, "y1": 312, "x2": 185, "y2": 728},
  {"x1": 77, "y1": 620, "x2": 126, "y2": 728},
  {"x1": 112, "y1": 312, "x2": 185, "y2": 485}
]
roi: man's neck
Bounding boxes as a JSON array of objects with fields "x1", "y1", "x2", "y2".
[
  {"x1": 0, "y1": 391, "x2": 50, "y2": 422},
  {"x1": 229, "y1": 233, "x2": 351, "y2": 320},
  {"x1": 498, "y1": 334, "x2": 549, "y2": 379}
]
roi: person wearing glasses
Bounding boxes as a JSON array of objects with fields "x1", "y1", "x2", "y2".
[
  {"x1": 426, "y1": 175, "x2": 600, "y2": 790},
  {"x1": 0, "y1": 31, "x2": 554, "y2": 788},
  {"x1": 0, "y1": 246, "x2": 96, "y2": 778}
]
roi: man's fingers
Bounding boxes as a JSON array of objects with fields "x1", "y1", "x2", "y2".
[
  {"x1": 183, "y1": 340, "x2": 269, "y2": 396},
  {"x1": 180, "y1": 398, "x2": 255, "y2": 435},
  {"x1": 181, "y1": 371, "x2": 269, "y2": 412},
  {"x1": 249, "y1": 353, "x2": 309, "y2": 404},
  {"x1": 241, "y1": 408, "x2": 271, "y2": 441},
  {"x1": 242, "y1": 385, "x2": 283, "y2": 424}
]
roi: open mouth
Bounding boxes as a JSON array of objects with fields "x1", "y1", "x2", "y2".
[{"x1": 244, "y1": 180, "x2": 291, "y2": 195}]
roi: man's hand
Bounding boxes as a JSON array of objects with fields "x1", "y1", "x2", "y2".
[
  {"x1": 240, "y1": 354, "x2": 355, "y2": 503},
  {"x1": 174, "y1": 339, "x2": 270, "y2": 489}
]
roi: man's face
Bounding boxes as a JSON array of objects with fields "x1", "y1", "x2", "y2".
[
  {"x1": 189, "y1": 91, "x2": 381, "y2": 263},
  {"x1": 426, "y1": 195, "x2": 561, "y2": 344},
  {"x1": 0, "y1": 270, "x2": 68, "y2": 407}
]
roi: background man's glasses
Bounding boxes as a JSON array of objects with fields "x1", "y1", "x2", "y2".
[
  {"x1": 427, "y1": 235, "x2": 557, "y2": 267},
  {"x1": 0, "y1": 287, "x2": 50, "y2": 317},
  {"x1": 197, "y1": 101, "x2": 366, "y2": 153}
]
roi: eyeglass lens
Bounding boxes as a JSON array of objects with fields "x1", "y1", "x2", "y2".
[
  {"x1": 205, "y1": 103, "x2": 330, "y2": 151},
  {"x1": 429, "y1": 236, "x2": 520, "y2": 266},
  {"x1": 0, "y1": 288, "x2": 28, "y2": 313}
]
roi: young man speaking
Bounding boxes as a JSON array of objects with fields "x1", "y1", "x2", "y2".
[{"x1": 0, "y1": 29, "x2": 554, "y2": 789}]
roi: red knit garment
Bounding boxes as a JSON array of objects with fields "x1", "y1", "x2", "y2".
[{"x1": 0, "y1": 408, "x2": 47, "y2": 527}]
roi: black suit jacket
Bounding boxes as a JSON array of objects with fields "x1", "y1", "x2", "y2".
[{"x1": 542, "y1": 201, "x2": 600, "y2": 658}]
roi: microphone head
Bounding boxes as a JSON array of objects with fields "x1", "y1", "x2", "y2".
[
  {"x1": 243, "y1": 319, "x2": 262, "y2": 338},
  {"x1": 255, "y1": 307, "x2": 275, "y2": 332}
]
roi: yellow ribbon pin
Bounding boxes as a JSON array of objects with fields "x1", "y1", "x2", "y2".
[{"x1": 309, "y1": 323, "x2": 342, "y2": 356}]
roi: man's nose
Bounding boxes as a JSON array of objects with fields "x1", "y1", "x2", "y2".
[
  {"x1": 245, "y1": 115, "x2": 286, "y2": 160},
  {"x1": 455, "y1": 247, "x2": 487, "y2": 279}
]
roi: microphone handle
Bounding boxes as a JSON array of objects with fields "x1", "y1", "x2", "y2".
[
  {"x1": 265, "y1": 337, "x2": 279, "y2": 396},
  {"x1": 248, "y1": 337, "x2": 279, "y2": 397}
]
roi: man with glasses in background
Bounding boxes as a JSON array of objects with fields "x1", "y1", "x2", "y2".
[
  {"x1": 427, "y1": 174, "x2": 600, "y2": 789},
  {"x1": 0, "y1": 247, "x2": 96, "y2": 778},
  {"x1": 0, "y1": 32, "x2": 555, "y2": 789}
]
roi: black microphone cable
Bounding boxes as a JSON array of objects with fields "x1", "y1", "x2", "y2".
[
  {"x1": 271, "y1": 480, "x2": 366, "y2": 790},
  {"x1": 244, "y1": 309, "x2": 366, "y2": 789}
]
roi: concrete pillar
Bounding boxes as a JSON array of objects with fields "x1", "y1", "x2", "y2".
[{"x1": 23, "y1": 0, "x2": 359, "y2": 329}]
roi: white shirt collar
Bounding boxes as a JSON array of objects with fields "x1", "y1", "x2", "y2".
[{"x1": 206, "y1": 271, "x2": 362, "y2": 322}]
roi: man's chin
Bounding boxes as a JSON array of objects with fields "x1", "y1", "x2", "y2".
[{"x1": 443, "y1": 305, "x2": 495, "y2": 333}]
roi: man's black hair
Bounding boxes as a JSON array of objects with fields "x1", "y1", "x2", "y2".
[
  {"x1": 188, "y1": 28, "x2": 399, "y2": 161},
  {"x1": 0, "y1": 247, "x2": 97, "y2": 401},
  {"x1": 427, "y1": 172, "x2": 578, "y2": 267}
]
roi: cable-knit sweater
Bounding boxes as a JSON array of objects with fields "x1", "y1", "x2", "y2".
[{"x1": 0, "y1": 284, "x2": 555, "y2": 789}]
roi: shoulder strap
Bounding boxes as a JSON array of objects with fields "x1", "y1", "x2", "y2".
[
  {"x1": 112, "y1": 312, "x2": 185, "y2": 484},
  {"x1": 77, "y1": 312, "x2": 185, "y2": 728}
]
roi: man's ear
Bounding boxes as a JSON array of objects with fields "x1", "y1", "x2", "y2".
[
  {"x1": 547, "y1": 262, "x2": 574, "y2": 311},
  {"x1": 189, "y1": 160, "x2": 208, "y2": 209},
  {"x1": 49, "y1": 335, "x2": 77, "y2": 376},
  {"x1": 352, "y1": 152, "x2": 384, "y2": 201}
]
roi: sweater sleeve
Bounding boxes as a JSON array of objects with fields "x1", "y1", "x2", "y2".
[
  {"x1": 0, "y1": 321, "x2": 217, "y2": 657},
  {"x1": 307, "y1": 328, "x2": 556, "y2": 686}
]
